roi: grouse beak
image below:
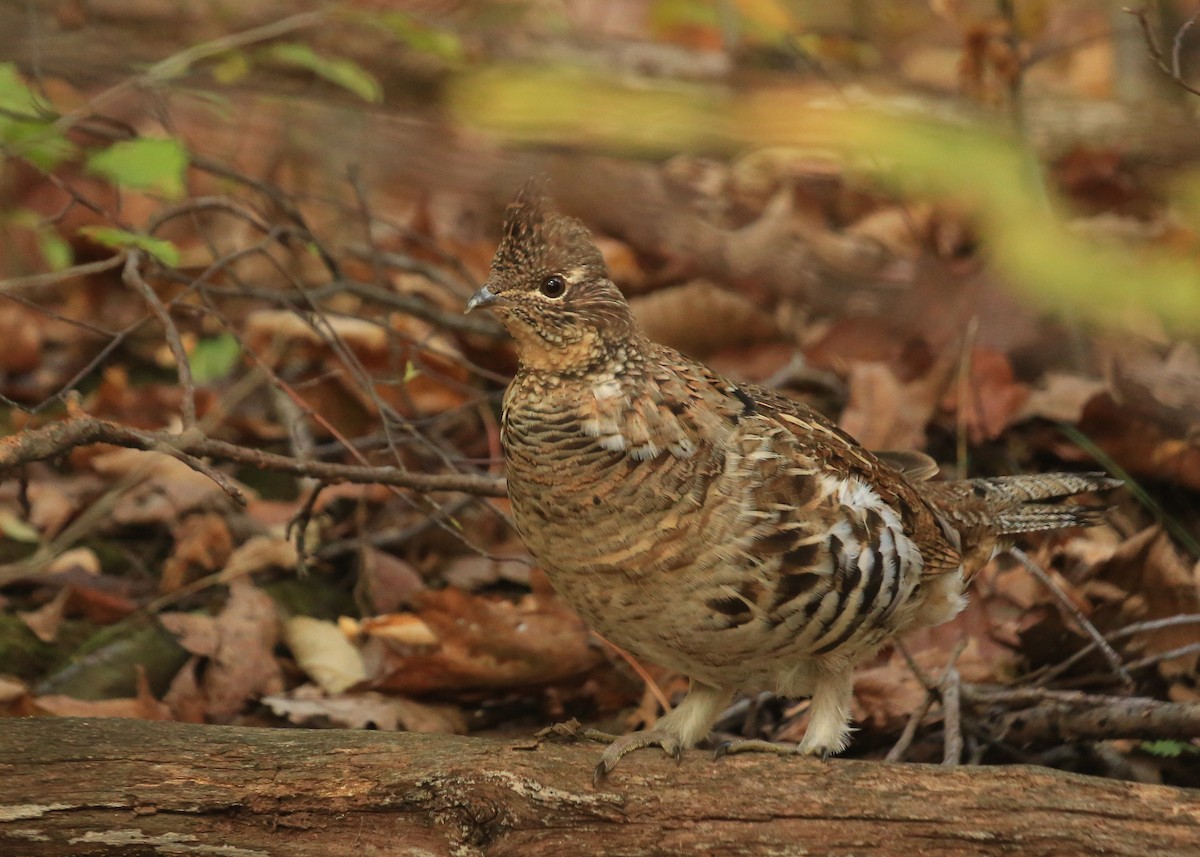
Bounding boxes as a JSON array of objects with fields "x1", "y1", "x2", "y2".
[{"x1": 465, "y1": 285, "x2": 497, "y2": 314}]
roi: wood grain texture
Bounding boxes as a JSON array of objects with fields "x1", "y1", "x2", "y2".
[{"x1": 1, "y1": 718, "x2": 1197, "y2": 856}]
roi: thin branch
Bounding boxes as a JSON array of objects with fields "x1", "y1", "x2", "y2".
[
  {"x1": 962, "y1": 684, "x2": 1200, "y2": 744},
  {"x1": 50, "y1": 10, "x2": 329, "y2": 133},
  {"x1": 0, "y1": 254, "x2": 126, "y2": 292},
  {"x1": 1009, "y1": 546, "x2": 1135, "y2": 689},
  {"x1": 941, "y1": 665, "x2": 963, "y2": 766},
  {"x1": 1034, "y1": 614, "x2": 1200, "y2": 687},
  {"x1": 0, "y1": 415, "x2": 506, "y2": 497},
  {"x1": 1128, "y1": 3, "x2": 1200, "y2": 97},
  {"x1": 122, "y1": 252, "x2": 198, "y2": 430}
]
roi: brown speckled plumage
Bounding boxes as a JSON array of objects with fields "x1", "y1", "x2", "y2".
[{"x1": 468, "y1": 186, "x2": 1120, "y2": 775}]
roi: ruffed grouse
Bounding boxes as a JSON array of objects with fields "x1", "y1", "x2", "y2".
[{"x1": 467, "y1": 186, "x2": 1119, "y2": 777}]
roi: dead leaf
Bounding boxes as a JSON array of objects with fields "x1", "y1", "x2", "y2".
[
  {"x1": 366, "y1": 587, "x2": 602, "y2": 695},
  {"x1": 18, "y1": 586, "x2": 72, "y2": 643},
  {"x1": 359, "y1": 547, "x2": 426, "y2": 613},
  {"x1": 222, "y1": 535, "x2": 299, "y2": 579},
  {"x1": 159, "y1": 578, "x2": 283, "y2": 720},
  {"x1": 263, "y1": 688, "x2": 466, "y2": 734},
  {"x1": 285, "y1": 616, "x2": 367, "y2": 695},
  {"x1": 630, "y1": 280, "x2": 779, "y2": 358},
  {"x1": 161, "y1": 512, "x2": 233, "y2": 593},
  {"x1": 1090, "y1": 526, "x2": 1200, "y2": 698},
  {"x1": 839, "y1": 362, "x2": 932, "y2": 451},
  {"x1": 90, "y1": 448, "x2": 237, "y2": 525},
  {"x1": 1018, "y1": 372, "x2": 1107, "y2": 424},
  {"x1": 26, "y1": 482, "x2": 78, "y2": 540},
  {"x1": 942, "y1": 348, "x2": 1030, "y2": 444},
  {"x1": 348, "y1": 613, "x2": 439, "y2": 647},
  {"x1": 441, "y1": 553, "x2": 531, "y2": 592}
]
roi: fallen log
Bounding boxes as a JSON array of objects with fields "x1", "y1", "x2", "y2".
[{"x1": 0, "y1": 717, "x2": 1197, "y2": 856}]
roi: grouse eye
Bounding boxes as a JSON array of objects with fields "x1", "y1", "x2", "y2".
[{"x1": 539, "y1": 275, "x2": 567, "y2": 299}]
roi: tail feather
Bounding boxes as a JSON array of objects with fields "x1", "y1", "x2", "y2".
[{"x1": 920, "y1": 472, "x2": 1122, "y2": 536}]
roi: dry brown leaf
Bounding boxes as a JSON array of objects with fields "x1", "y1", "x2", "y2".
[
  {"x1": 629, "y1": 280, "x2": 779, "y2": 358},
  {"x1": 348, "y1": 613, "x2": 439, "y2": 647},
  {"x1": 46, "y1": 547, "x2": 101, "y2": 578},
  {"x1": 440, "y1": 553, "x2": 531, "y2": 592},
  {"x1": 263, "y1": 688, "x2": 466, "y2": 734},
  {"x1": 222, "y1": 535, "x2": 299, "y2": 579},
  {"x1": 159, "y1": 578, "x2": 283, "y2": 720},
  {"x1": 18, "y1": 586, "x2": 72, "y2": 644},
  {"x1": 1091, "y1": 526, "x2": 1200, "y2": 698},
  {"x1": 26, "y1": 482, "x2": 78, "y2": 540},
  {"x1": 1018, "y1": 372, "x2": 1107, "y2": 424},
  {"x1": 359, "y1": 547, "x2": 426, "y2": 613},
  {"x1": 90, "y1": 448, "x2": 236, "y2": 525},
  {"x1": 943, "y1": 348, "x2": 1030, "y2": 444},
  {"x1": 839, "y1": 362, "x2": 932, "y2": 451},
  {"x1": 0, "y1": 302, "x2": 45, "y2": 374},
  {"x1": 161, "y1": 512, "x2": 233, "y2": 594},
  {"x1": 366, "y1": 587, "x2": 602, "y2": 695}
]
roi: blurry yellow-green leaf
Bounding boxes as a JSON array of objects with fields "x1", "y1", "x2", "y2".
[
  {"x1": 37, "y1": 230, "x2": 73, "y2": 271},
  {"x1": 651, "y1": 0, "x2": 720, "y2": 32},
  {"x1": 259, "y1": 43, "x2": 382, "y2": 103},
  {"x1": 211, "y1": 51, "x2": 251, "y2": 85},
  {"x1": 367, "y1": 11, "x2": 465, "y2": 64},
  {"x1": 191, "y1": 333, "x2": 242, "y2": 383},
  {"x1": 0, "y1": 510, "x2": 41, "y2": 544},
  {"x1": 0, "y1": 63, "x2": 75, "y2": 169},
  {"x1": 735, "y1": 0, "x2": 795, "y2": 45},
  {"x1": 85, "y1": 138, "x2": 188, "y2": 199},
  {"x1": 452, "y1": 65, "x2": 723, "y2": 154},
  {"x1": 79, "y1": 226, "x2": 181, "y2": 266},
  {"x1": 0, "y1": 63, "x2": 39, "y2": 115}
]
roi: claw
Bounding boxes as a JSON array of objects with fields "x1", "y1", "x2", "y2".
[
  {"x1": 593, "y1": 760, "x2": 610, "y2": 786},
  {"x1": 712, "y1": 741, "x2": 732, "y2": 760}
]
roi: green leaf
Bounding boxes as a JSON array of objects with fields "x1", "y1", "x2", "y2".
[
  {"x1": 36, "y1": 230, "x2": 73, "y2": 270},
  {"x1": 85, "y1": 138, "x2": 188, "y2": 199},
  {"x1": 371, "y1": 12, "x2": 464, "y2": 63},
  {"x1": 402, "y1": 360, "x2": 421, "y2": 383},
  {"x1": 0, "y1": 63, "x2": 74, "y2": 169},
  {"x1": 211, "y1": 51, "x2": 252, "y2": 85},
  {"x1": 190, "y1": 333, "x2": 242, "y2": 382},
  {"x1": 259, "y1": 43, "x2": 382, "y2": 103},
  {"x1": 0, "y1": 62, "x2": 40, "y2": 114},
  {"x1": 79, "y1": 226, "x2": 180, "y2": 266},
  {"x1": 1140, "y1": 740, "x2": 1196, "y2": 758}
]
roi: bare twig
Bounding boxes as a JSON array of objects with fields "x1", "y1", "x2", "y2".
[
  {"x1": 0, "y1": 416, "x2": 506, "y2": 497},
  {"x1": 122, "y1": 251, "x2": 198, "y2": 430},
  {"x1": 941, "y1": 665, "x2": 963, "y2": 766},
  {"x1": 963, "y1": 684, "x2": 1200, "y2": 744},
  {"x1": 1035, "y1": 614, "x2": 1200, "y2": 686},
  {"x1": 1123, "y1": 642, "x2": 1200, "y2": 673},
  {"x1": 0, "y1": 254, "x2": 126, "y2": 292},
  {"x1": 1128, "y1": 3, "x2": 1200, "y2": 97},
  {"x1": 50, "y1": 10, "x2": 329, "y2": 133},
  {"x1": 1009, "y1": 546, "x2": 1135, "y2": 689},
  {"x1": 886, "y1": 692, "x2": 937, "y2": 763},
  {"x1": 888, "y1": 640, "x2": 969, "y2": 763}
]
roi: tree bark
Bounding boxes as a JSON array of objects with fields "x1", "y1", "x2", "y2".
[{"x1": 1, "y1": 718, "x2": 1197, "y2": 856}]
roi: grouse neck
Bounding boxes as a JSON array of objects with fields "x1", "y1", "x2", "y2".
[{"x1": 515, "y1": 330, "x2": 653, "y2": 381}]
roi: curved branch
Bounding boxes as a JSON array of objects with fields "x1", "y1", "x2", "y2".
[{"x1": 0, "y1": 416, "x2": 506, "y2": 497}]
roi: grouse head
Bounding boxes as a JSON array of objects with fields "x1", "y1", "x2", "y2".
[{"x1": 467, "y1": 183, "x2": 637, "y2": 372}]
